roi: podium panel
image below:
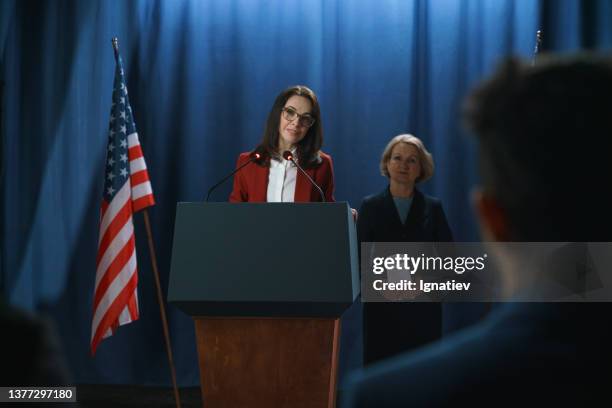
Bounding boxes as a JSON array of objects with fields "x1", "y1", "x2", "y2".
[
  {"x1": 195, "y1": 317, "x2": 340, "y2": 408},
  {"x1": 168, "y1": 202, "x2": 359, "y2": 407},
  {"x1": 168, "y1": 202, "x2": 359, "y2": 316}
]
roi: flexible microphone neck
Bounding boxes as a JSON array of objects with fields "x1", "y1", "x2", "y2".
[
  {"x1": 205, "y1": 151, "x2": 264, "y2": 202},
  {"x1": 282, "y1": 150, "x2": 326, "y2": 202}
]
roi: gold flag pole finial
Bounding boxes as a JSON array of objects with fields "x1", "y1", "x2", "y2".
[{"x1": 532, "y1": 30, "x2": 543, "y2": 65}]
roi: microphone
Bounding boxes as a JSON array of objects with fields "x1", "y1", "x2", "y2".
[
  {"x1": 205, "y1": 149, "x2": 266, "y2": 202},
  {"x1": 282, "y1": 150, "x2": 326, "y2": 202}
]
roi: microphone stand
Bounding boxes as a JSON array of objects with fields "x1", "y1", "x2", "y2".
[
  {"x1": 282, "y1": 151, "x2": 326, "y2": 202},
  {"x1": 205, "y1": 153, "x2": 261, "y2": 201}
]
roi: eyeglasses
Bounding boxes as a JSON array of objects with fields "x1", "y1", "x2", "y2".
[{"x1": 281, "y1": 107, "x2": 316, "y2": 128}]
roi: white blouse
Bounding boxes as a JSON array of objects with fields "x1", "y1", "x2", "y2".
[{"x1": 267, "y1": 151, "x2": 298, "y2": 202}]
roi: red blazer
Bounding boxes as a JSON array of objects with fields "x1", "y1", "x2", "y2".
[{"x1": 229, "y1": 151, "x2": 335, "y2": 202}]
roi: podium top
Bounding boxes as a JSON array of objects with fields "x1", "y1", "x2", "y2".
[{"x1": 168, "y1": 202, "x2": 359, "y2": 317}]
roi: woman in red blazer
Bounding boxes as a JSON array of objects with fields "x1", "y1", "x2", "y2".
[{"x1": 229, "y1": 85, "x2": 335, "y2": 203}]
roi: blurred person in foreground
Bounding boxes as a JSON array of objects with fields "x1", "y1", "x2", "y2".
[
  {"x1": 343, "y1": 54, "x2": 612, "y2": 406},
  {"x1": 1, "y1": 297, "x2": 71, "y2": 386}
]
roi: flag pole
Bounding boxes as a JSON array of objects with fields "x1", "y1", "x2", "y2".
[
  {"x1": 142, "y1": 210, "x2": 182, "y2": 408},
  {"x1": 111, "y1": 37, "x2": 182, "y2": 408}
]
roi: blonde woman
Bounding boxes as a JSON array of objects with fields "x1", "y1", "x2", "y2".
[{"x1": 357, "y1": 134, "x2": 453, "y2": 365}]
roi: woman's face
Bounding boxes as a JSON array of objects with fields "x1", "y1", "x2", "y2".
[
  {"x1": 386, "y1": 143, "x2": 421, "y2": 187},
  {"x1": 278, "y1": 95, "x2": 313, "y2": 151}
]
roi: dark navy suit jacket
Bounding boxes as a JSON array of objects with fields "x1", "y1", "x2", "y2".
[
  {"x1": 357, "y1": 187, "x2": 453, "y2": 365},
  {"x1": 357, "y1": 186, "x2": 453, "y2": 244}
]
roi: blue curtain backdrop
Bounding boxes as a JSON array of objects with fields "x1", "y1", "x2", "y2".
[{"x1": 1, "y1": 0, "x2": 611, "y2": 386}]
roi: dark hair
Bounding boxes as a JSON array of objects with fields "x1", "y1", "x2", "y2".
[
  {"x1": 256, "y1": 85, "x2": 323, "y2": 168},
  {"x1": 464, "y1": 54, "x2": 612, "y2": 241}
]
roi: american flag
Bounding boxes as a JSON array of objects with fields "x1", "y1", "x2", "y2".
[{"x1": 91, "y1": 51, "x2": 155, "y2": 355}]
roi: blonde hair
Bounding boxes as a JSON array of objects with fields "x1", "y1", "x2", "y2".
[{"x1": 380, "y1": 134, "x2": 434, "y2": 182}]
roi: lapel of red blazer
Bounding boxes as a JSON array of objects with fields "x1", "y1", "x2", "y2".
[
  {"x1": 294, "y1": 166, "x2": 314, "y2": 202},
  {"x1": 251, "y1": 164, "x2": 269, "y2": 202}
]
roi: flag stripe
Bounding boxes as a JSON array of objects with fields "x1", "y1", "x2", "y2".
[
  {"x1": 91, "y1": 273, "x2": 138, "y2": 354},
  {"x1": 93, "y1": 234, "x2": 136, "y2": 310},
  {"x1": 118, "y1": 302, "x2": 133, "y2": 325},
  {"x1": 130, "y1": 169, "x2": 150, "y2": 186},
  {"x1": 132, "y1": 182, "x2": 153, "y2": 201},
  {"x1": 127, "y1": 133, "x2": 140, "y2": 148},
  {"x1": 130, "y1": 157, "x2": 147, "y2": 173},
  {"x1": 92, "y1": 248, "x2": 138, "y2": 337},
  {"x1": 95, "y1": 214, "x2": 135, "y2": 290},
  {"x1": 129, "y1": 145, "x2": 143, "y2": 159},
  {"x1": 96, "y1": 199, "x2": 132, "y2": 266},
  {"x1": 133, "y1": 195, "x2": 156, "y2": 213}
]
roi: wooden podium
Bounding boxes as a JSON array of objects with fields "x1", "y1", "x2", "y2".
[{"x1": 168, "y1": 203, "x2": 359, "y2": 408}]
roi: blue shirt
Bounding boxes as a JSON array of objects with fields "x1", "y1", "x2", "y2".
[{"x1": 393, "y1": 196, "x2": 413, "y2": 224}]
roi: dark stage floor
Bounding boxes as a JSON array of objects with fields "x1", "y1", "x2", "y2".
[{"x1": 76, "y1": 385, "x2": 202, "y2": 407}]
